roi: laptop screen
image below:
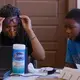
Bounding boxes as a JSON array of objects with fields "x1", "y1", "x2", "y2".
[{"x1": 0, "y1": 46, "x2": 12, "y2": 70}]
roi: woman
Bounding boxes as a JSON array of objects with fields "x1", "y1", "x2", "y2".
[{"x1": 0, "y1": 4, "x2": 45, "y2": 62}]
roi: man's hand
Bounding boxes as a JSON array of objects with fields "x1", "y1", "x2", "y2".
[{"x1": 20, "y1": 15, "x2": 32, "y2": 31}]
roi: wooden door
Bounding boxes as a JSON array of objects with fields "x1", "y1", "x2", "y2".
[{"x1": 1, "y1": 0, "x2": 77, "y2": 68}]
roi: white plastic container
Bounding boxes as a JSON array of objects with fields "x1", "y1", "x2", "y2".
[{"x1": 12, "y1": 44, "x2": 26, "y2": 74}]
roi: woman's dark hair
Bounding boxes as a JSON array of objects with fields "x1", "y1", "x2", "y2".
[
  {"x1": 0, "y1": 4, "x2": 26, "y2": 45},
  {"x1": 65, "y1": 8, "x2": 80, "y2": 23},
  {"x1": 0, "y1": 4, "x2": 20, "y2": 18}
]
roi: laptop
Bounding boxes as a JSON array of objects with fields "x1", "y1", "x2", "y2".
[{"x1": 0, "y1": 46, "x2": 12, "y2": 79}]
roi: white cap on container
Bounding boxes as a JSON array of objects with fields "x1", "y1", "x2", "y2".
[{"x1": 13, "y1": 44, "x2": 26, "y2": 50}]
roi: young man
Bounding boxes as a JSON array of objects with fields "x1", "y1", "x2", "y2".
[
  {"x1": 65, "y1": 8, "x2": 80, "y2": 68},
  {"x1": 0, "y1": 4, "x2": 45, "y2": 61}
]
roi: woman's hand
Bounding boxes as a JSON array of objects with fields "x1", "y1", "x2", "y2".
[
  {"x1": 20, "y1": 15, "x2": 32, "y2": 31},
  {"x1": 0, "y1": 17, "x2": 5, "y2": 32}
]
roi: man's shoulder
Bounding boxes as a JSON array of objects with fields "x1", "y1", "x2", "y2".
[
  {"x1": 67, "y1": 39, "x2": 77, "y2": 49},
  {"x1": 67, "y1": 39, "x2": 74, "y2": 45}
]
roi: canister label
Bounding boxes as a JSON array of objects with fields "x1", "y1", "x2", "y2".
[{"x1": 12, "y1": 49, "x2": 25, "y2": 74}]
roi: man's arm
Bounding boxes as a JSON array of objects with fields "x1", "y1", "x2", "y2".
[
  {"x1": 65, "y1": 62, "x2": 77, "y2": 69},
  {"x1": 65, "y1": 39, "x2": 77, "y2": 68}
]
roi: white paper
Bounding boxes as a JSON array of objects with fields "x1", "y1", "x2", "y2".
[
  {"x1": 59, "y1": 67, "x2": 80, "y2": 80},
  {"x1": 59, "y1": 67, "x2": 78, "y2": 80}
]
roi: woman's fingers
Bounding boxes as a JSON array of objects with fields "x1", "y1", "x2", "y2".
[{"x1": 0, "y1": 17, "x2": 5, "y2": 32}]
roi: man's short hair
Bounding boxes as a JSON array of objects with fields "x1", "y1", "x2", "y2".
[{"x1": 65, "y1": 8, "x2": 80, "y2": 23}]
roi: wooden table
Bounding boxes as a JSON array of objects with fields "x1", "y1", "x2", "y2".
[
  {"x1": 4, "y1": 76, "x2": 64, "y2": 80},
  {"x1": 36, "y1": 78, "x2": 64, "y2": 80}
]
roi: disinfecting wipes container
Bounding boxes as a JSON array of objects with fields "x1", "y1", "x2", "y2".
[{"x1": 12, "y1": 44, "x2": 26, "y2": 74}]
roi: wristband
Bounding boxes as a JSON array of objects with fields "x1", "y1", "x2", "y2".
[{"x1": 30, "y1": 36, "x2": 35, "y2": 40}]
